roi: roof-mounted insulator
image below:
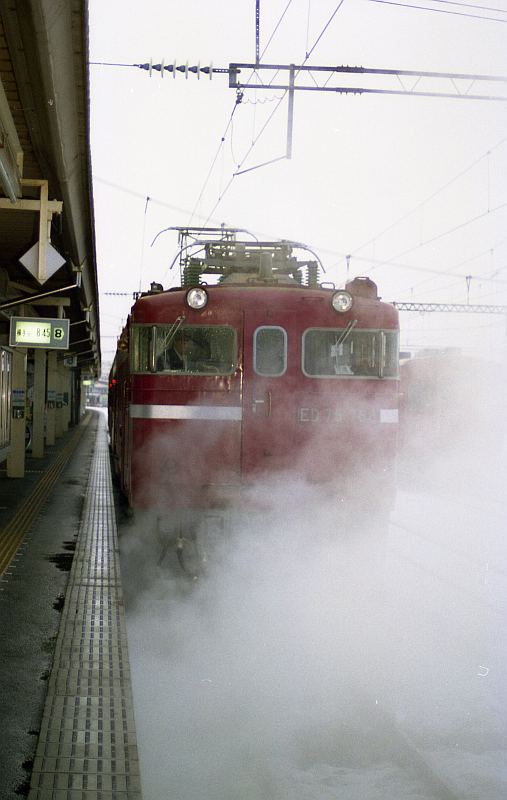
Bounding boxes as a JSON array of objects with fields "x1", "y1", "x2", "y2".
[
  {"x1": 138, "y1": 61, "x2": 215, "y2": 79},
  {"x1": 307, "y1": 261, "x2": 319, "y2": 288},
  {"x1": 152, "y1": 59, "x2": 165, "y2": 77}
]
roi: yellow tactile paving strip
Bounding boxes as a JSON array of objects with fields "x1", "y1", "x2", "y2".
[
  {"x1": 0, "y1": 416, "x2": 90, "y2": 578},
  {"x1": 28, "y1": 417, "x2": 143, "y2": 799}
]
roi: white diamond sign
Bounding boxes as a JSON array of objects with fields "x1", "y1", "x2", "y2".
[{"x1": 19, "y1": 240, "x2": 66, "y2": 284}]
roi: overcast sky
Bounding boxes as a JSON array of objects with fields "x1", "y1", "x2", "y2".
[{"x1": 88, "y1": 0, "x2": 507, "y2": 377}]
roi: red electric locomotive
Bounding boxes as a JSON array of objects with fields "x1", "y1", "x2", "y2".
[{"x1": 108, "y1": 229, "x2": 399, "y2": 565}]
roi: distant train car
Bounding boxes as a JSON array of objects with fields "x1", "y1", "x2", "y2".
[
  {"x1": 86, "y1": 380, "x2": 108, "y2": 408},
  {"x1": 399, "y1": 350, "x2": 504, "y2": 474},
  {"x1": 108, "y1": 230, "x2": 400, "y2": 565}
]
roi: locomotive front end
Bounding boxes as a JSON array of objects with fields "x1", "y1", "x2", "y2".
[{"x1": 108, "y1": 231, "x2": 400, "y2": 571}]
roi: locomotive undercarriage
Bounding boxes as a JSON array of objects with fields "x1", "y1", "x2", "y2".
[
  {"x1": 154, "y1": 508, "x2": 240, "y2": 578},
  {"x1": 146, "y1": 486, "x2": 393, "y2": 580}
]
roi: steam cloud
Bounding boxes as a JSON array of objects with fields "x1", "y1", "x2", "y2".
[{"x1": 119, "y1": 357, "x2": 506, "y2": 799}]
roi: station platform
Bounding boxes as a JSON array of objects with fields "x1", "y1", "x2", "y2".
[{"x1": 0, "y1": 411, "x2": 143, "y2": 800}]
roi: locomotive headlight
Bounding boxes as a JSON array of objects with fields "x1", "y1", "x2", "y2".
[
  {"x1": 186, "y1": 287, "x2": 208, "y2": 310},
  {"x1": 331, "y1": 290, "x2": 353, "y2": 313}
]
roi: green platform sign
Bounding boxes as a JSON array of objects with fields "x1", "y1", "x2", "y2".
[{"x1": 9, "y1": 317, "x2": 70, "y2": 350}]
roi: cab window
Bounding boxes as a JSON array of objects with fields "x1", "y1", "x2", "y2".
[
  {"x1": 131, "y1": 325, "x2": 236, "y2": 375},
  {"x1": 303, "y1": 328, "x2": 399, "y2": 378},
  {"x1": 254, "y1": 327, "x2": 287, "y2": 376}
]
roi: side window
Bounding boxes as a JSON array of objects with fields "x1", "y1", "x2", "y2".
[
  {"x1": 382, "y1": 331, "x2": 399, "y2": 378},
  {"x1": 254, "y1": 327, "x2": 287, "y2": 376},
  {"x1": 131, "y1": 326, "x2": 152, "y2": 373}
]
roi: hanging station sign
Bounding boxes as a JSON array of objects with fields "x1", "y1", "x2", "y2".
[{"x1": 9, "y1": 317, "x2": 70, "y2": 350}]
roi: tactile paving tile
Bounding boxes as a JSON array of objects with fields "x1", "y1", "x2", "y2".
[{"x1": 28, "y1": 420, "x2": 143, "y2": 799}]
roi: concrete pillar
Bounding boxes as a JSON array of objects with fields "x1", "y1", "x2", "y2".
[
  {"x1": 62, "y1": 367, "x2": 71, "y2": 430},
  {"x1": 6, "y1": 349, "x2": 27, "y2": 478},
  {"x1": 32, "y1": 349, "x2": 46, "y2": 458},
  {"x1": 79, "y1": 377, "x2": 86, "y2": 418},
  {"x1": 46, "y1": 351, "x2": 57, "y2": 446},
  {"x1": 55, "y1": 362, "x2": 64, "y2": 438}
]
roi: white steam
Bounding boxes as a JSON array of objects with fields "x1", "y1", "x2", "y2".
[{"x1": 120, "y1": 358, "x2": 507, "y2": 799}]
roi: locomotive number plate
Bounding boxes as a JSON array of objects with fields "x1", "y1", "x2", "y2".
[{"x1": 298, "y1": 407, "x2": 397, "y2": 424}]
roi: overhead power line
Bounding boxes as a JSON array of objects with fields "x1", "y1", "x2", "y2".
[
  {"x1": 426, "y1": 0, "x2": 507, "y2": 13},
  {"x1": 202, "y1": 2, "x2": 347, "y2": 222},
  {"x1": 386, "y1": 235, "x2": 507, "y2": 298},
  {"x1": 118, "y1": 56, "x2": 506, "y2": 215},
  {"x1": 261, "y1": 0, "x2": 295, "y2": 59},
  {"x1": 365, "y1": 200, "x2": 507, "y2": 277},
  {"x1": 90, "y1": 1, "x2": 507, "y2": 267},
  {"x1": 188, "y1": 0, "x2": 296, "y2": 226},
  {"x1": 366, "y1": 0, "x2": 507, "y2": 22},
  {"x1": 304, "y1": 1, "x2": 346, "y2": 60},
  {"x1": 93, "y1": 176, "x2": 222, "y2": 225},
  {"x1": 341, "y1": 251, "x2": 507, "y2": 283},
  {"x1": 187, "y1": 101, "x2": 241, "y2": 225},
  {"x1": 335, "y1": 136, "x2": 507, "y2": 270}
]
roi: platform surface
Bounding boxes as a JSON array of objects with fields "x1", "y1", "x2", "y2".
[{"x1": 25, "y1": 414, "x2": 142, "y2": 799}]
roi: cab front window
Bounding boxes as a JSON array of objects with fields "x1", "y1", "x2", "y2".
[
  {"x1": 131, "y1": 325, "x2": 236, "y2": 375},
  {"x1": 303, "y1": 328, "x2": 399, "y2": 378},
  {"x1": 254, "y1": 326, "x2": 287, "y2": 376}
]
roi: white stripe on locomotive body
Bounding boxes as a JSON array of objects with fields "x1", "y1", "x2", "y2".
[
  {"x1": 130, "y1": 404, "x2": 398, "y2": 423},
  {"x1": 130, "y1": 404, "x2": 243, "y2": 421},
  {"x1": 380, "y1": 409, "x2": 399, "y2": 423}
]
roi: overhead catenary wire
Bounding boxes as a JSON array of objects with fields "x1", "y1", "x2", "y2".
[
  {"x1": 336, "y1": 250, "x2": 507, "y2": 283},
  {"x1": 390, "y1": 236, "x2": 507, "y2": 297},
  {"x1": 93, "y1": 175, "x2": 225, "y2": 224},
  {"x1": 366, "y1": 0, "x2": 507, "y2": 22},
  {"x1": 395, "y1": 266, "x2": 505, "y2": 300},
  {"x1": 305, "y1": 0, "x2": 312, "y2": 56},
  {"x1": 226, "y1": 1, "x2": 347, "y2": 179},
  {"x1": 188, "y1": 0, "x2": 296, "y2": 226},
  {"x1": 334, "y1": 135, "x2": 507, "y2": 270},
  {"x1": 423, "y1": 0, "x2": 507, "y2": 13},
  {"x1": 137, "y1": 196, "x2": 150, "y2": 293},
  {"x1": 91, "y1": 59, "x2": 505, "y2": 307},
  {"x1": 400, "y1": 272, "x2": 507, "y2": 299},
  {"x1": 304, "y1": 1, "x2": 346, "y2": 61},
  {"x1": 88, "y1": 61, "x2": 142, "y2": 67},
  {"x1": 261, "y1": 0, "x2": 296, "y2": 61},
  {"x1": 202, "y1": 1, "x2": 346, "y2": 224},
  {"x1": 364, "y1": 200, "x2": 507, "y2": 277},
  {"x1": 332, "y1": 137, "x2": 507, "y2": 305},
  {"x1": 187, "y1": 100, "x2": 241, "y2": 225},
  {"x1": 90, "y1": 23, "x2": 507, "y2": 242}
]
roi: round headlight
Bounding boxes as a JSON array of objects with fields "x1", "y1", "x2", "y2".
[
  {"x1": 331, "y1": 290, "x2": 353, "y2": 313},
  {"x1": 186, "y1": 287, "x2": 208, "y2": 310}
]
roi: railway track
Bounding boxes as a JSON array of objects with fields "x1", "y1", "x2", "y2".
[
  {"x1": 396, "y1": 469, "x2": 507, "y2": 517},
  {"x1": 337, "y1": 695, "x2": 466, "y2": 800},
  {"x1": 388, "y1": 514, "x2": 506, "y2": 622}
]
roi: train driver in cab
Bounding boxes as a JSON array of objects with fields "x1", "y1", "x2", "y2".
[{"x1": 159, "y1": 332, "x2": 209, "y2": 372}]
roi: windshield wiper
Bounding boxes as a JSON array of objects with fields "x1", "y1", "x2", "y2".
[
  {"x1": 150, "y1": 314, "x2": 186, "y2": 372},
  {"x1": 162, "y1": 314, "x2": 186, "y2": 349},
  {"x1": 335, "y1": 319, "x2": 357, "y2": 346}
]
